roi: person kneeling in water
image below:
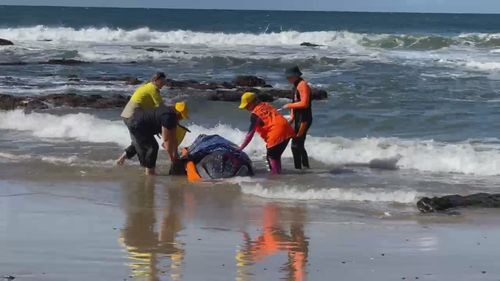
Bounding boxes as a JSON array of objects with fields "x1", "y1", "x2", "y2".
[
  {"x1": 238, "y1": 92, "x2": 295, "y2": 175},
  {"x1": 121, "y1": 102, "x2": 189, "y2": 176}
]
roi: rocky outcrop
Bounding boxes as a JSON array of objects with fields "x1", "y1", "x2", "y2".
[
  {"x1": 234, "y1": 75, "x2": 267, "y2": 87},
  {"x1": 207, "y1": 88, "x2": 327, "y2": 102},
  {"x1": 417, "y1": 193, "x2": 500, "y2": 213},
  {"x1": 0, "y1": 75, "x2": 328, "y2": 111},
  {"x1": 0, "y1": 93, "x2": 129, "y2": 111},
  {"x1": 0, "y1": 38, "x2": 14, "y2": 46}
]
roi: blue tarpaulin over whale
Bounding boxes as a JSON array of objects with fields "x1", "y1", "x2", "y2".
[{"x1": 186, "y1": 134, "x2": 253, "y2": 179}]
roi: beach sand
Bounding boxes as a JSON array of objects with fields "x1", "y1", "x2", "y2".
[{"x1": 2, "y1": 173, "x2": 500, "y2": 281}]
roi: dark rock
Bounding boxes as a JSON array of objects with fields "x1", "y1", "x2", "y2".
[
  {"x1": 145, "y1": 47, "x2": 164, "y2": 53},
  {"x1": 0, "y1": 94, "x2": 22, "y2": 110},
  {"x1": 87, "y1": 76, "x2": 143, "y2": 85},
  {"x1": 234, "y1": 75, "x2": 267, "y2": 87},
  {"x1": 45, "y1": 59, "x2": 88, "y2": 65},
  {"x1": 300, "y1": 42, "x2": 321, "y2": 47},
  {"x1": 0, "y1": 62, "x2": 27, "y2": 66},
  {"x1": 208, "y1": 87, "x2": 327, "y2": 103},
  {"x1": 264, "y1": 88, "x2": 328, "y2": 100},
  {"x1": 209, "y1": 89, "x2": 275, "y2": 103},
  {"x1": 124, "y1": 77, "x2": 142, "y2": 85},
  {"x1": 22, "y1": 99, "x2": 49, "y2": 110},
  {"x1": 0, "y1": 38, "x2": 14, "y2": 46},
  {"x1": 221, "y1": 81, "x2": 235, "y2": 89},
  {"x1": 166, "y1": 79, "x2": 220, "y2": 90},
  {"x1": 312, "y1": 88, "x2": 328, "y2": 100},
  {"x1": 417, "y1": 193, "x2": 500, "y2": 213}
]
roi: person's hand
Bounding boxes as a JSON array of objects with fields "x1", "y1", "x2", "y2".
[
  {"x1": 181, "y1": 147, "x2": 189, "y2": 158},
  {"x1": 279, "y1": 104, "x2": 289, "y2": 112}
]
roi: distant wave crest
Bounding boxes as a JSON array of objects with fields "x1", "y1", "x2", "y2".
[{"x1": 3, "y1": 25, "x2": 500, "y2": 50}]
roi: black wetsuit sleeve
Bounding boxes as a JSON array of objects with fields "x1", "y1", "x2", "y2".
[{"x1": 160, "y1": 112, "x2": 177, "y2": 130}]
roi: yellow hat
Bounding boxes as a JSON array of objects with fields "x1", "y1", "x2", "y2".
[
  {"x1": 239, "y1": 92, "x2": 256, "y2": 109},
  {"x1": 175, "y1": 102, "x2": 189, "y2": 120}
]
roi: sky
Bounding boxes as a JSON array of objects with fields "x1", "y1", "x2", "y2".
[{"x1": 3, "y1": 0, "x2": 500, "y2": 14}]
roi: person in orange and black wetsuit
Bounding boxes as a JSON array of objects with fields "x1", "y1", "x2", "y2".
[
  {"x1": 238, "y1": 92, "x2": 295, "y2": 175},
  {"x1": 282, "y1": 66, "x2": 313, "y2": 169}
]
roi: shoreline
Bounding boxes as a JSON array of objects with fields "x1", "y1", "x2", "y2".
[{"x1": 2, "y1": 178, "x2": 500, "y2": 281}]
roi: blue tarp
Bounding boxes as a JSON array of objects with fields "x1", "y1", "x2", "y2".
[{"x1": 187, "y1": 134, "x2": 253, "y2": 179}]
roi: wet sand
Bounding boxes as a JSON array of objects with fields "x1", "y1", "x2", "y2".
[{"x1": 2, "y1": 175, "x2": 500, "y2": 281}]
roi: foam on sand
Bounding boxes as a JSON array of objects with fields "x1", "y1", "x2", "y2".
[{"x1": 239, "y1": 182, "x2": 419, "y2": 203}]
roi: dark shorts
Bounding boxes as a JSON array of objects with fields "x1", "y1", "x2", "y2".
[
  {"x1": 124, "y1": 118, "x2": 159, "y2": 169},
  {"x1": 267, "y1": 139, "x2": 290, "y2": 160}
]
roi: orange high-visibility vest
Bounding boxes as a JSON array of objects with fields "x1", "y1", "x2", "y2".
[{"x1": 252, "y1": 102, "x2": 295, "y2": 148}]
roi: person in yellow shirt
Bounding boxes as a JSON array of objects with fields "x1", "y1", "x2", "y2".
[{"x1": 117, "y1": 72, "x2": 167, "y2": 167}]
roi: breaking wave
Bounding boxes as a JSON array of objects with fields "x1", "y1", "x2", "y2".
[
  {"x1": 239, "y1": 182, "x2": 418, "y2": 203},
  {"x1": 2, "y1": 110, "x2": 500, "y2": 176},
  {"x1": 3, "y1": 26, "x2": 500, "y2": 50}
]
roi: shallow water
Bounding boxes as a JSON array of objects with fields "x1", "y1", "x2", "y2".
[
  {"x1": 2, "y1": 7, "x2": 500, "y2": 280},
  {"x1": 2, "y1": 178, "x2": 500, "y2": 281}
]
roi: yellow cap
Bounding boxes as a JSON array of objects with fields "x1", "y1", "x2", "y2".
[
  {"x1": 239, "y1": 92, "x2": 256, "y2": 109},
  {"x1": 175, "y1": 102, "x2": 189, "y2": 120}
]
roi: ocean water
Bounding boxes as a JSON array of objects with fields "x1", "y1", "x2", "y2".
[{"x1": 2, "y1": 6, "x2": 500, "y2": 216}]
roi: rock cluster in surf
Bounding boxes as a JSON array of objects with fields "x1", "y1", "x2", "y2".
[{"x1": 0, "y1": 75, "x2": 328, "y2": 110}]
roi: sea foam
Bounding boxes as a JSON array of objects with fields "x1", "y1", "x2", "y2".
[{"x1": 2, "y1": 110, "x2": 500, "y2": 176}]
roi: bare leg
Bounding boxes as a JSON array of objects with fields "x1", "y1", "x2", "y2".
[
  {"x1": 145, "y1": 167, "x2": 156, "y2": 176},
  {"x1": 116, "y1": 152, "x2": 127, "y2": 166}
]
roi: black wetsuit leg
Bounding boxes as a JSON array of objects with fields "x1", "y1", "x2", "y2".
[
  {"x1": 130, "y1": 128, "x2": 159, "y2": 169},
  {"x1": 123, "y1": 118, "x2": 137, "y2": 159},
  {"x1": 291, "y1": 122, "x2": 311, "y2": 169},
  {"x1": 266, "y1": 139, "x2": 290, "y2": 170}
]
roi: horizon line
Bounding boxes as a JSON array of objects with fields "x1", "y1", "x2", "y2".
[{"x1": 2, "y1": 4, "x2": 500, "y2": 15}]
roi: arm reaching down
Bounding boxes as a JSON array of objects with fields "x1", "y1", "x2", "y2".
[
  {"x1": 162, "y1": 126, "x2": 178, "y2": 161},
  {"x1": 240, "y1": 114, "x2": 262, "y2": 150},
  {"x1": 240, "y1": 128, "x2": 256, "y2": 150}
]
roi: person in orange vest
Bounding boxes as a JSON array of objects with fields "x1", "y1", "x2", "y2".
[
  {"x1": 238, "y1": 92, "x2": 295, "y2": 174},
  {"x1": 282, "y1": 66, "x2": 313, "y2": 170}
]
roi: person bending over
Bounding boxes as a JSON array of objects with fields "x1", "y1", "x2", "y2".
[
  {"x1": 238, "y1": 92, "x2": 295, "y2": 175},
  {"x1": 117, "y1": 71, "x2": 167, "y2": 166},
  {"x1": 122, "y1": 102, "x2": 189, "y2": 176}
]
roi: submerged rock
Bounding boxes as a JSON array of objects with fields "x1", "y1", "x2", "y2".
[
  {"x1": 0, "y1": 38, "x2": 14, "y2": 46},
  {"x1": 124, "y1": 77, "x2": 142, "y2": 85},
  {"x1": 300, "y1": 42, "x2": 321, "y2": 47},
  {"x1": 234, "y1": 75, "x2": 267, "y2": 87},
  {"x1": 44, "y1": 59, "x2": 88, "y2": 65},
  {"x1": 145, "y1": 47, "x2": 164, "y2": 53}
]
